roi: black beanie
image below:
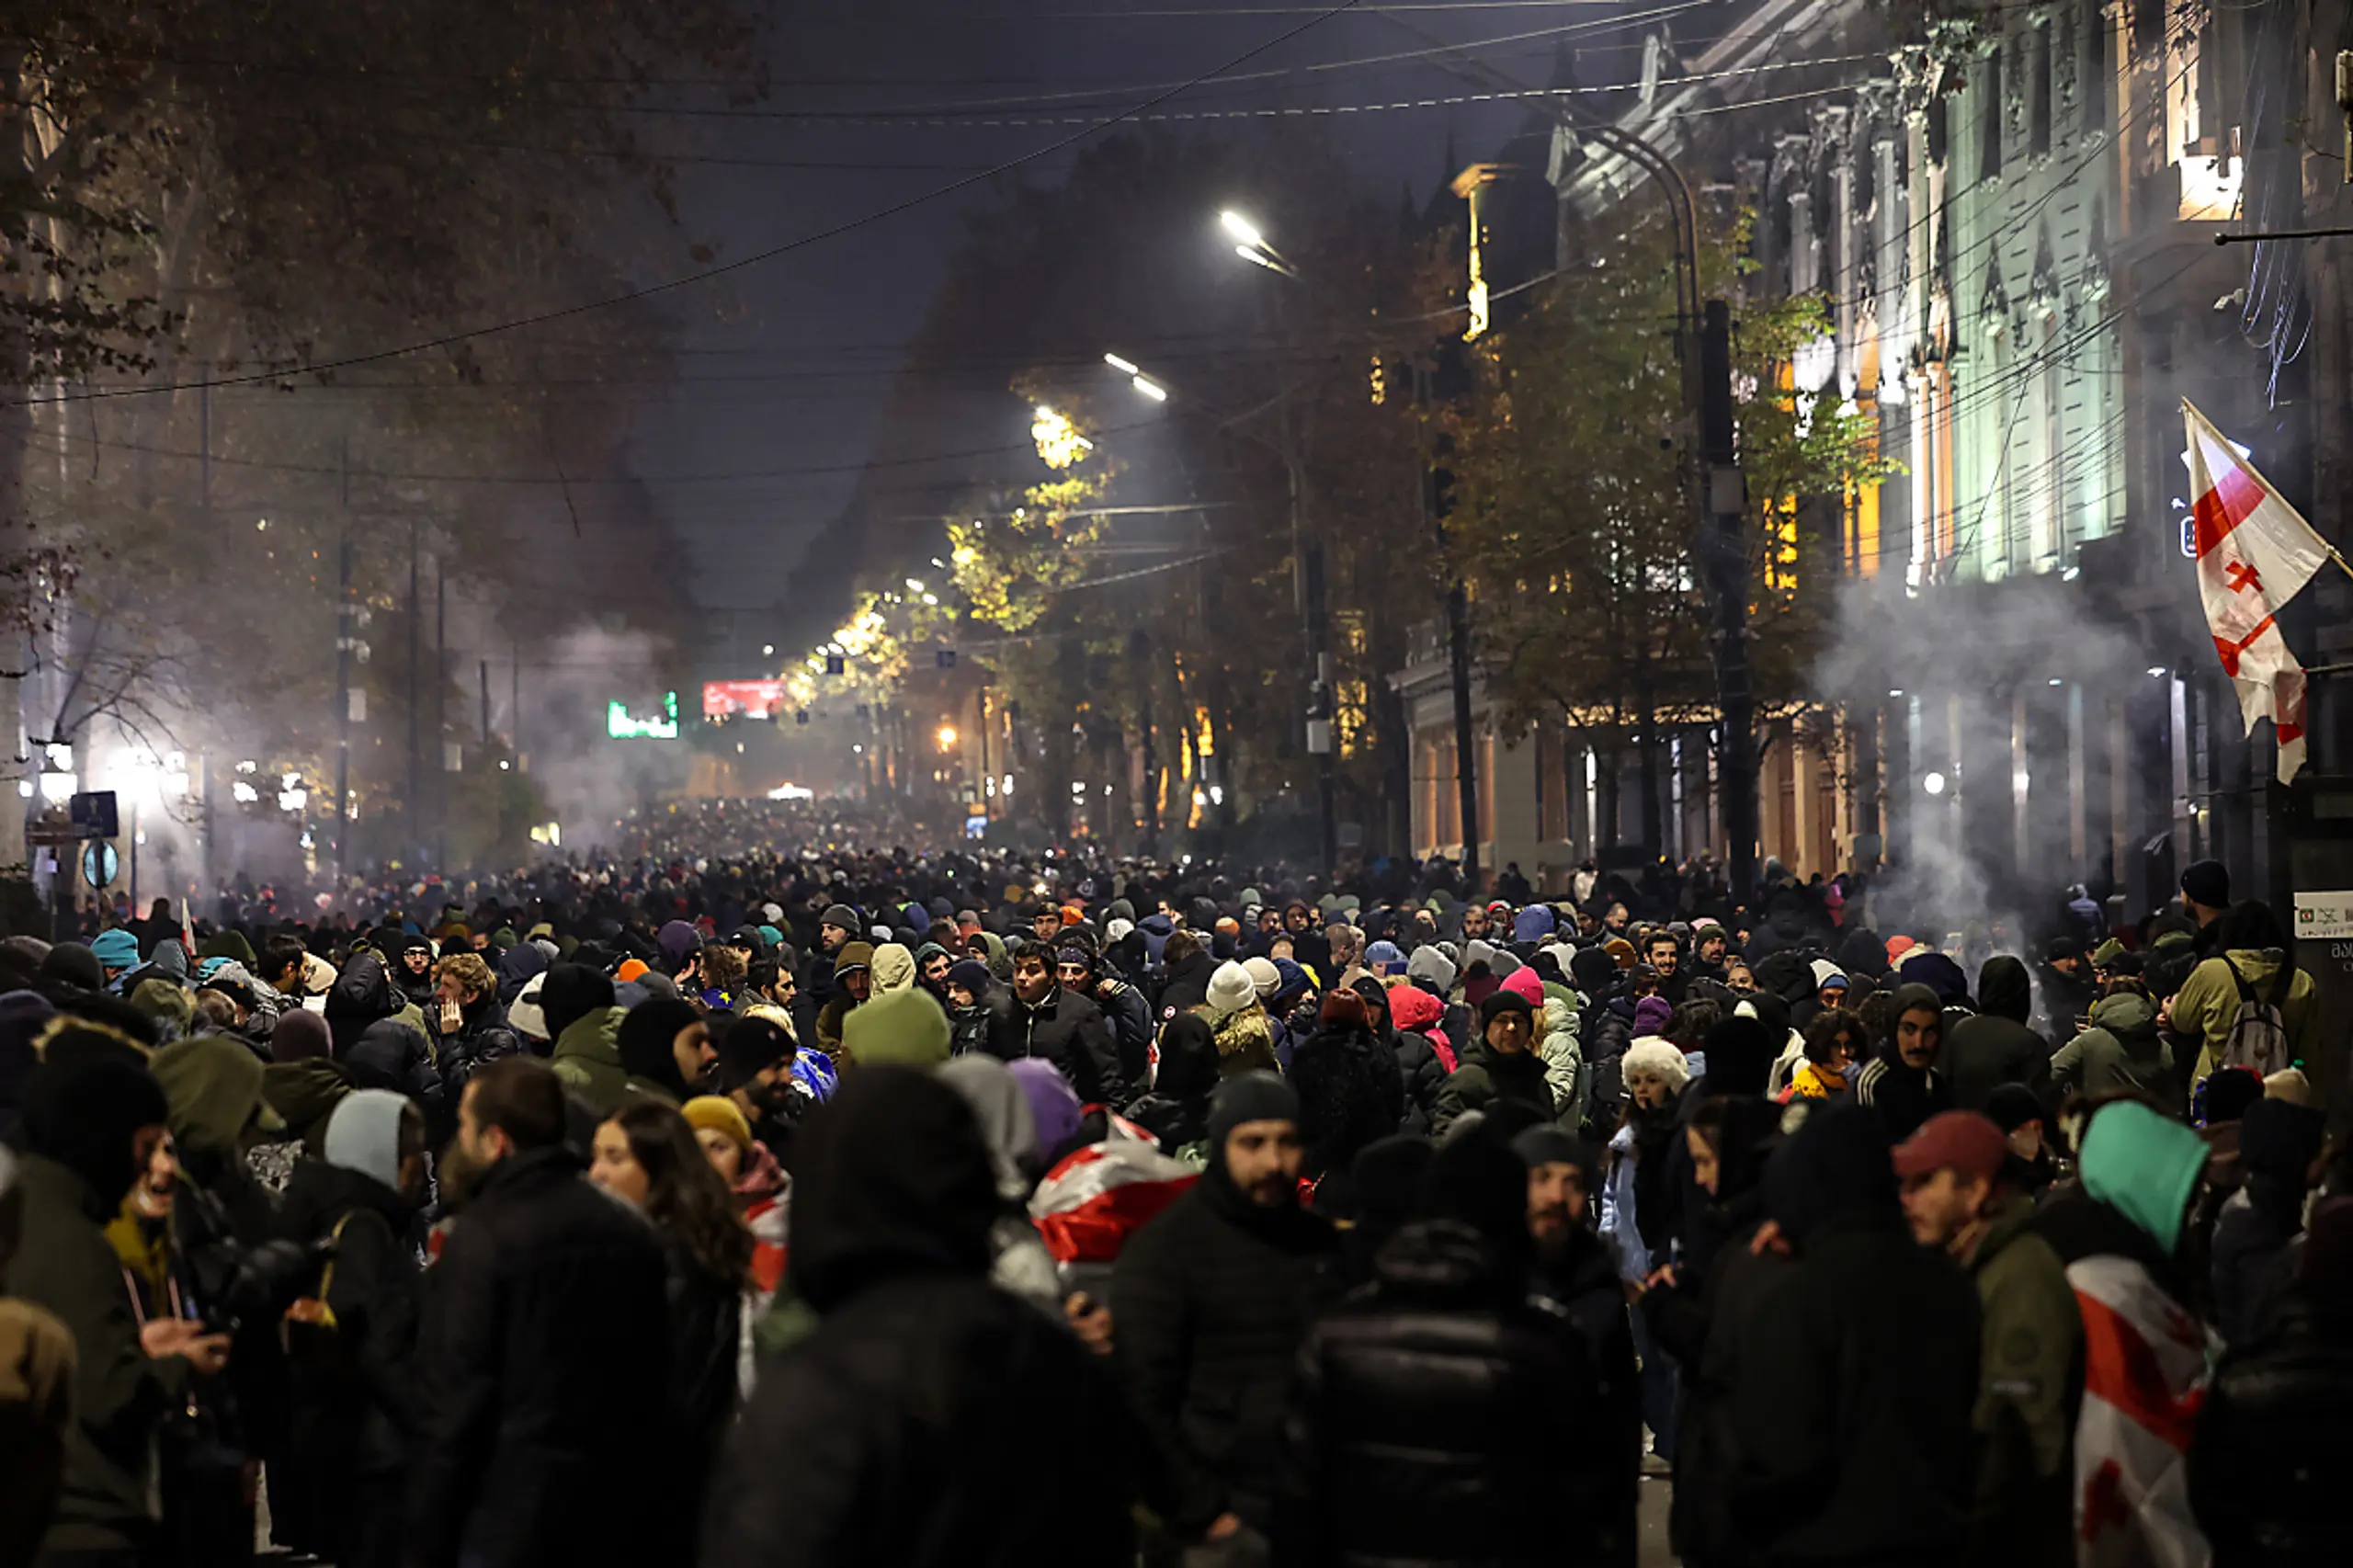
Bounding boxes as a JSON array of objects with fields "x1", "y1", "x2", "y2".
[
  {"x1": 1478, "y1": 989, "x2": 1534, "y2": 1029},
  {"x1": 1208, "y1": 1070, "x2": 1299, "y2": 1148},
  {"x1": 944, "y1": 958, "x2": 993, "y2": 994},
  {"x1": 2180, "y1": 858, "x2": 2230, "y2": 909},
  {"x1": 617, "y1": 998, "x2": 702, "y2": 1099},
  {"x1": 539, "y1": 963, "x2": 615, "y2": 1041},
  {"x1": 23, "y1": 1053, "x2": 171, "y2": 1212}
]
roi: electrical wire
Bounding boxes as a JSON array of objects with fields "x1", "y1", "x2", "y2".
[{"x1": 17, "y1": 0, "x2": 1380, "y2": 411}]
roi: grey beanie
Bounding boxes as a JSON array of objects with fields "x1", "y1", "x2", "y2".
[
  {"x1": 1208, "y1": 1070, "x2": 1300, "y2": 1148},
  {"x1": 821, "y1": 903, "x2": 859, "y2": 931}
]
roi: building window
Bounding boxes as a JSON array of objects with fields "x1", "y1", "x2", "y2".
[{"x1": 2030, "y1": 23, "x2": 2053, "y2": 158}]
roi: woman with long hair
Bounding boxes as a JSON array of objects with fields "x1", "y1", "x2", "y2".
[{"x1": 589, "y1": 1101, "x2": 755, "y2": 1503}]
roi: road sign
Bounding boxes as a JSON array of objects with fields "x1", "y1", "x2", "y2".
[
  {"x1": 80, "y1": 839, "x2": 119, "y2": 891},
  {"x1": 70, "y1": 790, "x2": 119, "y2": 838}
]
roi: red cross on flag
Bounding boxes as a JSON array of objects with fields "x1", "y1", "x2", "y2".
[{"x1": 2185, "y1": 400, "x2": 2336, "y2": 784}]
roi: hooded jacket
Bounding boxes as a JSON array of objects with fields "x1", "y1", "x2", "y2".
[
  {"x1": 325, "y1": 951, "x2": 404, "y2": 1055},
  {"x1": 2166, "y1": 948, "x2": 2316, "y2": 1093},
  {"x1": 2210, "y1": 1098, "x2": 2327, "y2": 1346},
  {"x1": 1430, "y1": 1031, "x2": 1556, "y2": 1141},
  {"x1": 1850, "y1": 983, "x2": 1954, "y2": 1142},
  {"x1": 702, "y1": 1067, "x2": 1135, "y2": 1568},
  {"x1": 1128, "y1": 1014, "x2": 1220, "y2": 1162},
  {"x1": 1716, "y1": 1107, "x2": 1981, "y2": 1566},
  {"x1": 1944, "y1": 955, "x2": 2051, "y2": 1112},
  {"x1": 1502, "y1": 966, "x2": 1585, "y2": 1129},
  {"x1": 1289, "y1": 1005, "x2": 1405, "y2": 1184},
  {"x1": 549, "y1": 1006, "x2": 629, "y2": 1118},
  {"x1": 263, "y1": 1057, "x2": 355, "y2": 1154},
  {"x1": 344, "y1": 1018, "x2": 443, "y2": 1111},
  {"x1": 2049, "y1": 992, "x2": 2174, "y2": 1106}
]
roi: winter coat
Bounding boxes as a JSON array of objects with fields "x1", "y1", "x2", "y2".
[
  {"x1": 432, "y1": 995, "x2": 524, "y2": 1106},
  {"x1": 702, "y1": 1276, "x2": 1133, "y2": 1568},
  {"x1": 5, "y1": 1153, "x2": 193, "y2": 1556},
  {"x1": 1960, "y1": 1191, "x2": 2079, "y2": 1568},
  {"x1": 343, "y1": 1018, "x2": 442, "y2": 1113},
  {"x1": 2189, "y1": 1290, "x2": 2353, "y2": 1568},
  {"x1": 1289, "y1": 1019, "x2": 1405, "y2": 1182},
  {"x1": 1277, "y1": 1220, "x2": 1621, "y2": 1568},
  {"x1": 2048, "y1": 993, "x2": 2174, "y2": 1107},
  {"x1": 983, "y1": 984, "x2": 1131, "y2": 1107},
  {"x1": 661, "y1": 1239, "x2": 744, "y2": 1501},
  {"x1": 324, "y1": 951, "x2": 403, "y2": 1055},
  {"x1": 548, "y1": 1006, "x2": 628, "y2": 1118},
  {"x1": 1431, "y1": 1035, "x2": 1556, "y2": 1141},
  {"x1": 1126, "y1": 1016, "x2": 1220, "y2": 1164},
  {"x1": 1535, "y1": 1221, "x2": 1643, "y2": 1568},
  {"x1": 2209, "y1": 1099, "x2": 2326, "y2": 1346},
  {"x1": 1110, "y1": 1158, "x2": 1340, "y2": 1535},
  {"x1": 1850, "y1": 1044, "x2": 1953, "y2": 1142},
  {"x1": 271, "y1": 1157, "x2": 424, "y2": 1567},
  {"x1": 2170, "y1": 948, "x2": 2318, "y2": 1090},
  {"x1": 262, "y1": 1057, "x2": 354, "y2": 1154},
  {"x1": 1715, "y1": 1112, "x2": 1981, "y2": 1567},
  {"x1": 1090, "y1": 975, "x2": 1154, "y2": 1086},
  {"x1": 1207, "y1": 1000, "x2": 1282, "y2": 1082},
  {"x1": 406, "y1": 1146, "x2": 672, "y2": 1568},
  {"x1": 1944, "y1": 956, "x2": 2051, "y2": 1112}
]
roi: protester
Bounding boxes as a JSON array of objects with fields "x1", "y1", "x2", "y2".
[
  {"x1": 587, "y1": 1100, "x2": 751, "y2": 1505},
  {"x1": 1852, "y1": 983, "x2": 1954, "y2": 1140},
  {"x1": 1112, "y1": 1073, "x2": 1338, "y2": 1558},
  {"x1": 408, "y1": 1058, "x2": 673, "y2": 1568},
  {"x1": 702, "y1": 1066, "x2": 1135, "y2": 1565},
  {"x1": 1431, "y1": 989, "x2": 1556, "y2": 1137}
]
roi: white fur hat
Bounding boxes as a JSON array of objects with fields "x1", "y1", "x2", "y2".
[
  {"x1": 1206, "y1": 960, "x2": 1258, "y2": 1019},
  {"x1": 1620, "y1": 1036, "x2": 1692, "y2": 1092}
]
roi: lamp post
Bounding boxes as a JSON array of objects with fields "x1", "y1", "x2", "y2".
[{"x1": 1105, "y1": 345, "x2": 1336, "y2": 883}]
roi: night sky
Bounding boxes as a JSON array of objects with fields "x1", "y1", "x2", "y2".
[{"x1": 622, "y1": 0, "x2": 1664, "y2": 648}]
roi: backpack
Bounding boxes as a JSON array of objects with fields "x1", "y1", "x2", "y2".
[{"x1": 2220, "y1": 957, "x2": 2296, "y2": 1076}]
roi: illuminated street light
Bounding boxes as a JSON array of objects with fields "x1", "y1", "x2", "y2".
[
  {"x1": 1219, "y1": 210, "x2": 1265, "y2": 250},
  {"x1": 937, "y1": 725, "x2": 959, "y2": 751},
  {"x1": 762, "y1": 643, "x2": 774, "y2": 655},
  {"x1": 1104, "y1": 352, "x2": 1139, "y2": 375},
  {"x1": 1131, "y1": 377, "x2": 1168, "y2": 403},
  {"x1": 1235, "y1": 244, "x2": 1283, "y2": 271}
]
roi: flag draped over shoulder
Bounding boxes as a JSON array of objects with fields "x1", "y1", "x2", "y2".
[{"x1": 2184, "y1": 400, "x2": 2332, "y2": 784}]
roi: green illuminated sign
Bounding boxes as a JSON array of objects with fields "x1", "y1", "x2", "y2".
[{"x1": 608, "y1": 691, "x2": 679, "y2": 740}]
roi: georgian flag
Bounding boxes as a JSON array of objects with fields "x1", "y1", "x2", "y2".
[{"x1": 2184, "y1": 400, "x2": 2335, "y2": 784}]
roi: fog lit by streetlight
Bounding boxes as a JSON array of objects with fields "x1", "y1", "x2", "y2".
[{"x1": 1219, "y1": 210, "x2": 1265, "y2": 250}]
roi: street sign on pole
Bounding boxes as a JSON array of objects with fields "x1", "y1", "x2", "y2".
[{"x1": 80, "y1": 840, "x2": 119, "y2": 891}]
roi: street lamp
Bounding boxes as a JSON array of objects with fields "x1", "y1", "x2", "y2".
[
  {"x1": 937, "y1": 725, "x2": 958, "y2": 751},
  {"x1": 1219, "y1": 209, "x2": 1299, "y2": 278}
]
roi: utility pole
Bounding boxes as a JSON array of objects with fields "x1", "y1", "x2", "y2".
[
  {"x1": 198, "y1": 367, "x2": 212, "y2": 902},
  {"x1": 1132, "y1": 630, "x2": 1159, "y2": 857},
  {"x1": 435, "y1": 552, "x2": 447, "y2": 873},
  {"x1": 1702, "y1": 302, "x2": 1757, "y2": 902},
  {"x1": 331, "y1": 437, "x2": 352, "y2": 883},
  {"x1": 407, "y1": 518, "x2": 420, "y2": 869},
  {"x1": 1418, "y1": 358, "x2": 1482, "y2": 894},
  {"x1": 480, "y1": 659, "x2": 491, "y2": 746}
]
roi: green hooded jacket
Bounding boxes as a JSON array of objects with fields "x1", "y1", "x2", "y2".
[
  {"x1": 2049, "y1": 993, "x2": 2174, "y2": 1107},
  {"x1": 149, "y1": 1035, "x2": 282, "y2": 1156},
  {"x1": 2079, "y1": 1099, "x2": 2210, "y2": 1256},
  {"x1": 1962, "y1": 1191, "x2": 2079, "y2": 1568},
  {"x1": 551, "y1": 1006, "x2": 629, "y2": 1118},
  {"x1": 261, "y1": 1058, "x2": 354, "y2": 1153}
]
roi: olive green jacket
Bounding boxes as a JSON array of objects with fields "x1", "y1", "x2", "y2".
[{"x1": 1963, "y1": 1190, "x2": 2079, "y2": 1568}]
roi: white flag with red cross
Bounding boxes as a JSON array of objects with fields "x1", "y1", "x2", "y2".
[{"x1": 2184, "y1": 400, "x2": 2336, "y2": 784}]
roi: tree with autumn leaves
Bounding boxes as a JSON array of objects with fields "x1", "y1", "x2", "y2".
[{"x1": 1441, "y1": 202, "x2": 1896, "y2": 858}]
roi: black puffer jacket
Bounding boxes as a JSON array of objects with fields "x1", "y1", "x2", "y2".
[
  {"x1": 271, "y1": 1158, "x2": 423, "y2": 1567},
  {"x1": 662, "y1": 1239, "x2": 743, "y2": 1501},
  {"x1": 433, "y1": 996, "x2": 523, "y2": 1103},
  {"x1": 1290, "y1": 1016, "x2": 1406, "y2": 1181},
  {"x1": 1127, "y1": 1014, "x2": 1219, "y2": 1159},
  {"x1": 1278, "y1": 1220, "x2": 1619, "y2": 1568},
  {"x1": 2189, "y1": 1289, "x2": 2353, "y2": 1568},
  {"x1": 1110, "y1": 1152, "x2": 1340, "y2": 1535},
  {"x1": 406, "y1": 1146, "x2": 672, "y2": 1568},
  {"x1": 343, "y1": 1018, "x2": 441, "y2": 1112}
]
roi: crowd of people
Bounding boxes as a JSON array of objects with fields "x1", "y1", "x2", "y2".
[{"x1": 2, "y1": 838, "x2": 2349, "y2": 1568}]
